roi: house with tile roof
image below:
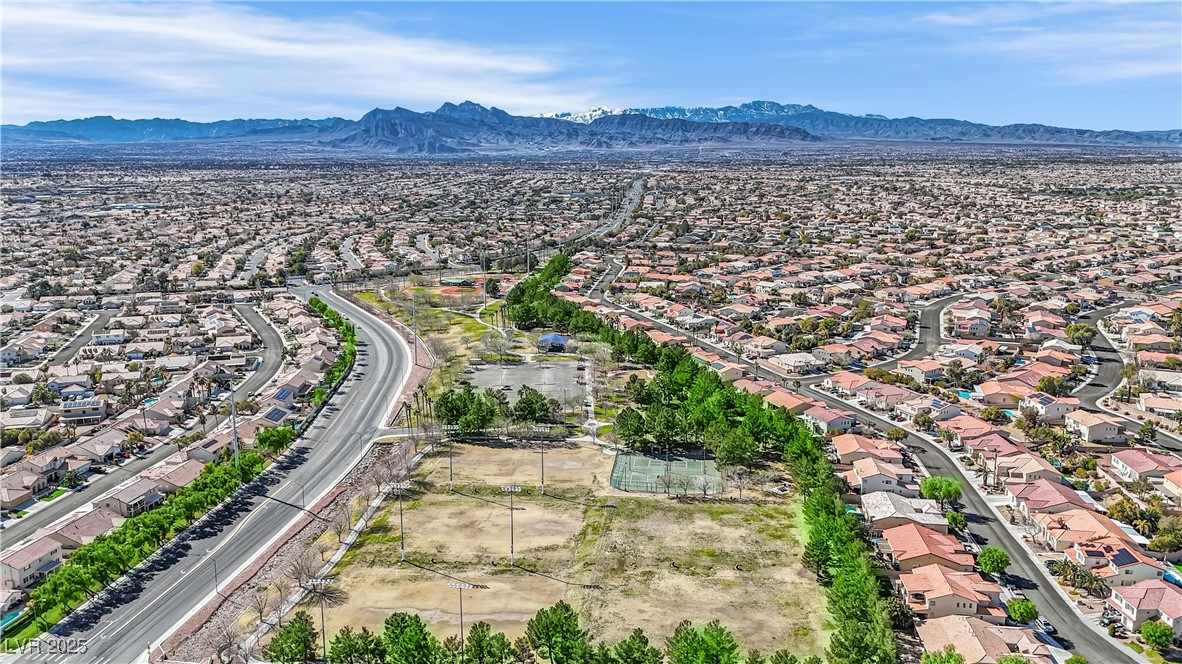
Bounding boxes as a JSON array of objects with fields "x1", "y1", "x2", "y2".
[
  {"x1": 1111, "y1": 448, "x2": 1182, "y2": 483},
  {"x1": 897, "y1": 563, "x2": 1006, "y2": 624},
  {"x1": 832, "y1": 433, "x2": 904, "y2": 465},
  {"x1": 1108, "y1": 579, "x2": 1182, "y2": 632},
  {"x1": 0, "y1": 537, "x2": 62, "y2": 590},
  {"x1": 845, "y1": 457, "x2": 919, "y2": 497},
  {"x1": 1065, "y1": 410, "x2": 1128, "y2": 443},
  {"x1": 862, "y1": 492, "x2": 949, "y2": 534},
  {"x1": 1067, "y1": 536, "x2": 1165, "y2": 587},
  {"x1": 879, "y1": 523, "x2": 975, "y2": 572},
  {"x1": 1006, "y1": 478, "x2": 1095, "y2": 517},
  {"x1": 915, "y1": 615, "x2": 1053, "y2": 664}
]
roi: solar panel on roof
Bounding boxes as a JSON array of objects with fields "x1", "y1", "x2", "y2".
[{"x1": 1111, "y1": 548, "x2": 1138, "y2": 567}]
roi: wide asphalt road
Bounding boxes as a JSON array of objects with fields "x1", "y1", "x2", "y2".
[
  {"x1": 1, "y1": 306, "x2": 284, "y2": 547},
  {"x1": 11, "y1": 288, "x2": 411, "y2": 664}
]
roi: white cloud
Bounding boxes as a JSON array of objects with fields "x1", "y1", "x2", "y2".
[
  {"x1": 0, "y1": 2, "x2": 601, "y2": 123},
  {"x1": 919, "y1": 4, "x2": 1181, "y2": 85}
]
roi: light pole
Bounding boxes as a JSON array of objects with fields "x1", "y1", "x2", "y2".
[
  {"x1": 539, "y1": 440, "x2": 546, "y2": 495},
  {"x1": 392, "y1": 480, "x2": 411, "y2": 561},
  {"x1": 449, "y1": 442, "x2": 455, "y2": 492},
  {"x1": 289, "y1": 479, "x2": 308, "y2": 508},
  {"x1": 447, "y1": 582, "x2": 474, "y2": 663},
  {"x1": 501, "y1": 485, "x2": 522, "y2": 565},
  {"x1": 308, "y1": 578, "x2": 334, "y2": 661}
]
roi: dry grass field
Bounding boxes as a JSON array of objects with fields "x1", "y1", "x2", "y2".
[{"x1": 315, "y1": 441, "x2": 830, "y2": 655}]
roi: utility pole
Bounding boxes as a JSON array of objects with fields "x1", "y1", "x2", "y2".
[
  {"x1": 501, "y1": 485, "x2": 522, "y2": 565},
  {"x1": 447, "y1": 582, "x2": 474, "y2": 663},
  {"x1": 393, "y1": 481, "x2": 411, "y2": 561},
  {"x1": 411, "y1": 296, "x2": 419, "y2": 366},
  {"x1": 230, "y1": 385, "x2": 239, "y2": 468}
]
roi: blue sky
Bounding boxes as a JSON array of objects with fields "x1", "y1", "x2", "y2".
[{"x1": 3, "y1": 2, "x2": 1179, "y2": 129}]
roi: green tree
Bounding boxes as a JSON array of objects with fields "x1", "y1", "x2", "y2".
[
  {"x1": 59, "y1": 470, "x2": 84, "y2": 489},
  {"x1": 257, "y1": 426, "x2": 297, "y2": 454},
  {"x1": 977, "y1": 546, "x2": 1011, "y2": 576},
  {"x1": 514, "y1": 386, "x2": 553, "y2": 424},
  {"x1": 980, "y1": 407, "x2": 1009, "y2": 424},
  {"x1": 1065, "y1": 656, "x2": 1088, "y2": 664},
  {"x1": 886, "y1": 427, "x2": 907, "y2": 442},
  {"x1": 1138, "y1": 420, "x2": 1159, "y2": 445},
  {"x1": 714, "y1": 427, "x2": 759, "y2": 467},
  {"x1": 1007, "y1": 598, "x2": 1038, "y2": 624},
  {"x1": 913, "y1": 413, "x2": 934, "y2": 430},
  {"x1": 381, "y1": 613, "x2": 441, "y2": 664},
  {"x1": 1065, "y1": 323, "x2": 1098, "y2": 348},
  {"x1": 1036, "y1": 376, "x2": 1068, "y2": 397},
  {"x1": 611, "y1": 629, "x2": 663, "y2": 664},
  {"x1": 465, "y1": 622, "x2": 514, "y2": 664},
  {"x1": 946, "y1": 510, "x2": 967, "y2": 532},
  {"x1": 328, "y1": 626, "x2": 386, "y2": 664},
  {"x1": 526, "y1": 601, "x2": 589, "y2": 664},
  {"x1": 615, "y1": 408, "x2": 647, "y2": 448},
  {"x1": 921, "y1": 645, "x2": 965, "y2": 664},
  {"x1": 920, "y1": 476, "x2": 963, "y2": 509},
  {"x1": 995, "y1": 657, "x2": 1033, "y2": 664},
  {"x1": 1141, "y1": 620, "x2": 1174, "y2": 649},
  {"x1": 267, "y1": 610, "x2": 318, "y2": 664}
]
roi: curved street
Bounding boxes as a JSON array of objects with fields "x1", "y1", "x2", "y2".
[
  {"x1": 1, "y1": 305, "x2": 285, "y2": 547},
  {"x1": 11, "y1": 288, "x2": 413, "y2": 664},
  {"x1": 591, "y1": 282, "x2": 1137, "y2": 664}
]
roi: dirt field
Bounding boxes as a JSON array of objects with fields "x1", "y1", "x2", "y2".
[{"x1": 318, "y1": 441, "x2": 830, "y2": 653}]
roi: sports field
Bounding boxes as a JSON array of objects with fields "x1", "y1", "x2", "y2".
[{"x1": 314, "y1": 441, "x2": 830, "y2": 655}]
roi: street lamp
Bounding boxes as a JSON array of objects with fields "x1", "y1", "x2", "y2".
[
  {"x1": 449, "y1": 442, "x2": 455, "y2": 492},
  {"x1": 447, "y1": 582, "x2": 474, "y2": 663},
  {"x1": 501, "y1": 485, "x2": 522, "y2": 565},
  {"x1": 539, "y1": 439, "x2": 545, "y2": 495},
  {"x1": 308, "y1": 578, "x2": 335, "y2": 661},
  {"x1": 289, "y1": 479, "x2": 308, "y2": 508},
  {"x1": 391, "y1": 480, "x2": 411, "y2": 561}
]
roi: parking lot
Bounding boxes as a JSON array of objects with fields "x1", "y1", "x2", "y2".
[{"x1": 467, "y1": 358, "x2": 584, "y2": 402}]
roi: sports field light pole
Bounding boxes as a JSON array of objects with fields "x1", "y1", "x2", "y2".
[
  {"x1": 501, "y1": 485, "x2": 522, "y2": 565},
  {"x1": 539, "y1": 439, "x2": 546, "y2": 496},
  {"x1": 392, "y1": 480, "x2": 411, "y2": 561},
  {"x1": 448, "y1": 582, "x2": 474, "y2": 663},
  {"x1": 449, "y1": 441, "x2": 455, "y2": 492}
]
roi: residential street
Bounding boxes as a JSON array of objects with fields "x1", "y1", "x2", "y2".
[
  {"x1": 9, "y1": 288, "x2": 412, "y2": 664},
  {"x1": 1, "y1": 305, "x2": 284, "y2": 547},
  {"x1": 592, "y1": 283, "x2": 1138, "y2": 664}
]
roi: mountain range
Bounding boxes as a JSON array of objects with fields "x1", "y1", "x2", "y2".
[
  {"x1": 540, "y1": 100, "x2": 1180, "y2": 147},
  {"x1": 3, "y1": 100, "x2": 1177, "y2": 152}
]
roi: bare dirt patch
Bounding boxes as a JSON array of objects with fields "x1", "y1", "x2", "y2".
[
  {"x1": 319, "y1": 441, "x2": 829, "y2": 654},
  {"x1": 418, "y1": 441, "x2": 615, "y2": 491}
]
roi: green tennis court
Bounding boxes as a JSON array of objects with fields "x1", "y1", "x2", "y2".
[{"x1": 610, "y1": 449, "x2": 723, "y2": 494}]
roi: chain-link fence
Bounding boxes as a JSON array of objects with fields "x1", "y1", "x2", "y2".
[{"x1": 609, "y1": 450, "x2": 723, "y2": 494}]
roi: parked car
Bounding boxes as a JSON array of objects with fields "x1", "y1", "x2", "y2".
[{"x1": 1035, "y1": 617, "x2": 1056, "y2": 634}]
